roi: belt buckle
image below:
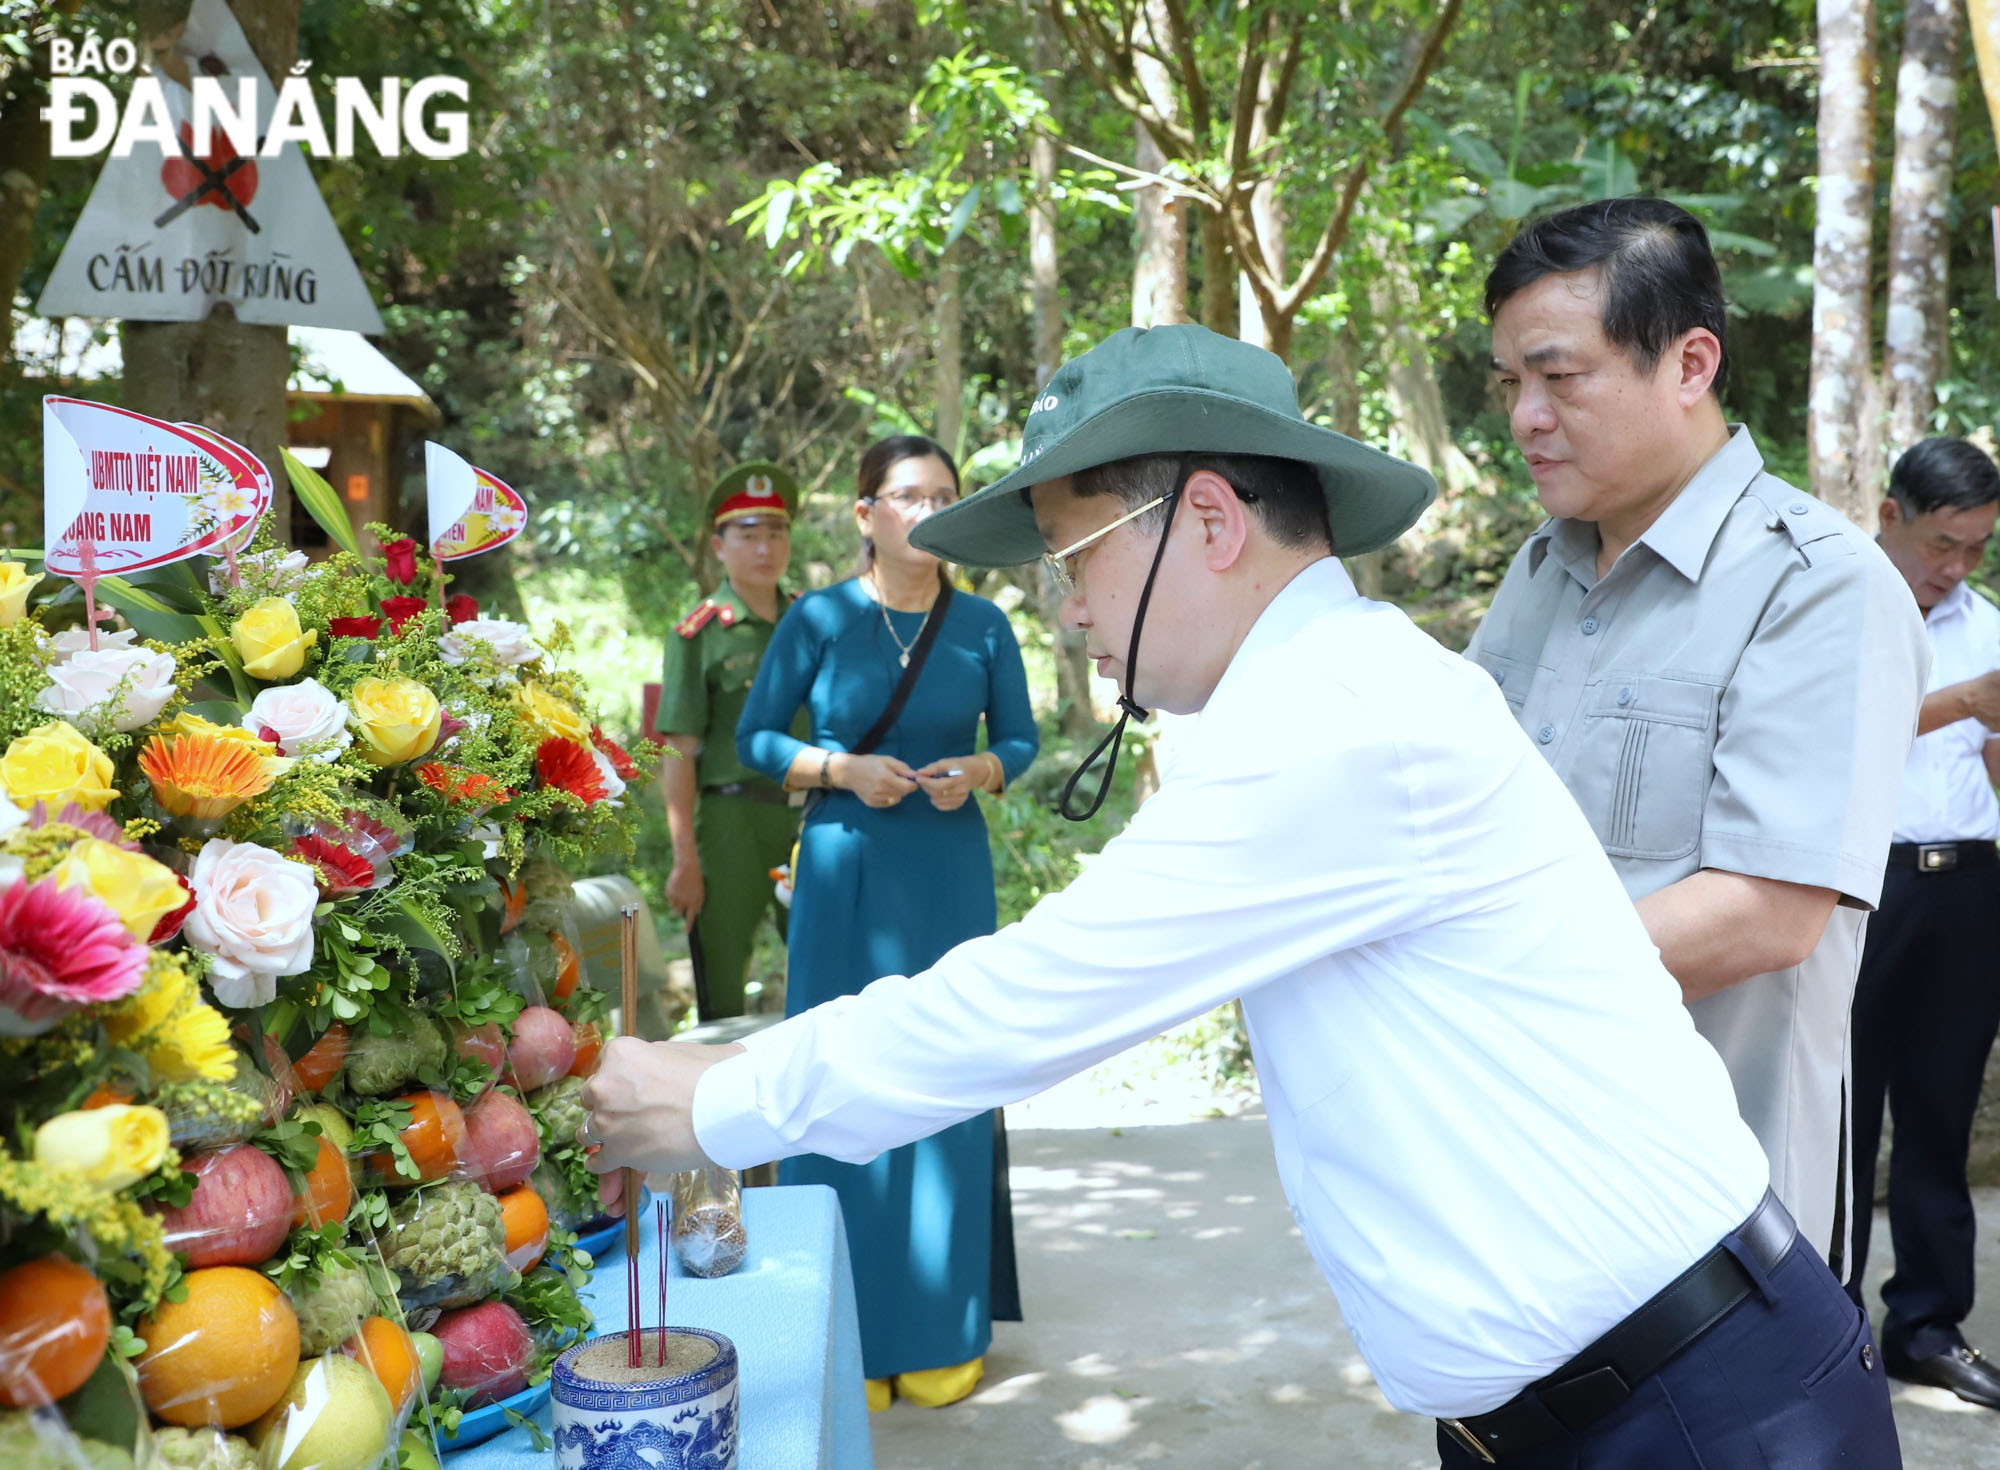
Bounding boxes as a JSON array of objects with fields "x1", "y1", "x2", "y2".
[
  {"x1": 1439, "y1": 1418, "x2": 1499, "y2": 1464},
  {"x1": 1917, "y1": 842, "x2": 1958, "y2": 873}
]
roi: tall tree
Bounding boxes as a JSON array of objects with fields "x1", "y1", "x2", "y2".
[
  {"x1": 1807, "y1": 0, "x2": 1878, "y2": 527},
  {"x1": 1882, "y1": 0, "x2": 1961, "y2": 455},
  {"x1": 1128, "y1": 0, "x2": 1185, "y2": 329}
]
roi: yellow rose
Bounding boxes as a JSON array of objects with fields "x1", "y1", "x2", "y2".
[
  {"x1": 0, "y1": 559, "x2": 43, "y2": 626},
  {"x1": 33, "y1": 1104, "x2": 171, "y2": 1191},
  {"x1": 231, "y1": 597, "x2": 317, "y2": 680},
  {"x1": 349, "y1": 676, "x2": 443, "y2": 765},
  {"x1": 54, "y1": 838, "x2": 187, "y2": 941},
  {"x1": 513, "y1": 682, "x2": 590, "y2": 743},
  {"x1": 0, "y1": 721, "x2": 118, "y2": 813}
]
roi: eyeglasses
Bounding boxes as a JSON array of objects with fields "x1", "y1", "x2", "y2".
[
  {"x1": 871, "y1": 490, "x2": 960, "y2": 515},
  {"x1": 1042, "y1": 494, "x2": 1170, "y2": 597}
]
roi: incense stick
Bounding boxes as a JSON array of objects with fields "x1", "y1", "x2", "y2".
[
  {"x1": 656, "y1": 1196, "x2": 669, "y2": 1366},
  {"x1": 620, "y1": 905, "x2": 642, "y2": 1366}
]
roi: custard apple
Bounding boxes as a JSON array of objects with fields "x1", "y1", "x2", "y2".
[
  {"x1": 145, "y1": 1427, "x2": 258, "y2": 1470},
  {"x1": 528, "y1": 1158, "x2": 588, "y2": 1233},
  {"x1": 0, "y1": 1411, "x2": 133, "y2": 1470},
  {"x1": 344, "y1": 1019, "x2": 449, "y2": 1096},
  {"x1": 529, "y1": 1076, "x2": 586, "y2": 1151},
  {"x1": 285, "y1": 1257, "x2": 377, "y2": 1356},
  {"x1": 379, "y1": 1181, "x2": 510, "y2": 1309}
]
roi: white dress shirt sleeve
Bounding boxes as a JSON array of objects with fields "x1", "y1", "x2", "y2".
[{"x1": 694, "y1": 671, "x2": 1435, "y2": 1168}]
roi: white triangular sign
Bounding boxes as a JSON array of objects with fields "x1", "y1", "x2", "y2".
[
  {"x1": 36, "y1": 0, "x2": 382, "y2": 332},
  {"x1": 424, "y1": 441, "x2": 479, "y2": 551}
]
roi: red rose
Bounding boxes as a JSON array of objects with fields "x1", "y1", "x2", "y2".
[
  {"x1": 383, "y1": 538, "x2": 420, "y2": 585},
  {"x1": 148, "y1": 871, "x2": 197, "y2": 944},
  {"x1": 446, "y1": 594, "x2": 480, "y2": 626},
  {"x1": 330, "y1": 614, "x2": 382, "y2": 639},
  {"x1": 381, "y1": 596, "x2": 429, "y2": 633}
]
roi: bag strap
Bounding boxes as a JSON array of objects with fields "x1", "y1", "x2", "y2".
[{"x1": 850, "y1": 579, "x2": 954, "y2": 757}]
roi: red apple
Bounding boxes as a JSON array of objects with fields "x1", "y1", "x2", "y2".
[
  {"x1": 451, "y1": 1020, "x2": 505, "y2": 1094},
  {"x1": 431, "y1": 1300, "x2": 533, "y2": 1406},
  {"x1": 503, "y1": 1007, "x2": 576, "y2": 1092},
  {"x1": 154, "y1": 1144, "x2": 293, "y2": 1269},
  {"x1": 460, "y1": 1090, "x2": 540, "y2": 1193}
]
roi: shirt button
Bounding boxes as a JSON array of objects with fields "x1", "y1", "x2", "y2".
[
  {"x1": 1537, "y1": 724, "x2": 1555, "y2": 745},
  {"x1": 1617, "y1": 687, "x2": 1634, "y2": 707},
  {"x1": 1580, "y1": 617, "x2": 1599, "y2": 635},
  {"x1": 1788, "y1": 502, "x2": 1809, "y2": 515},
  {"x1": 1861, "y1": 1343, "x2": 1875, "y2": 1372},
  {"x1": 1493, "y1": 669, "x2": 1507, "y2": 687}
]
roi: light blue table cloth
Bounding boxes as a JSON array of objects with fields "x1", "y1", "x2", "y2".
[{"x1": 453, "y1": 1184, "x2": 873, "y2": 1469}]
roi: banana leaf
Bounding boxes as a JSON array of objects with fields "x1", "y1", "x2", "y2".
[{"x1": 282, "y1": 448, "x2": 361, "y2": 556}]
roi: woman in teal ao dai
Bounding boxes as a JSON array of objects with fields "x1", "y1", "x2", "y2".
[{"x1": 736, "y1": 435, "x2": 1039, "y2": 1407}]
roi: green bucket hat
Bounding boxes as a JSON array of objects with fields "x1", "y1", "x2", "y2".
[{"x1": 911, "y1": 324, "x2": 1436, "y2": 566}]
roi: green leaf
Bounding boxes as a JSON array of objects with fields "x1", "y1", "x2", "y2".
[
  {"x1": 764, "y1": 188, "x2": 794, "y2": 249},
  {"x1": 1443, "y1": 131, "x2": 1507, "y2": 183},
  {"x1": 944, "y1": 184, "x2": 981, "y2": 248},
  {"x1": 994, "y1": 178, "x2": 1023, "y2": 216},
  {"x1": 1702, "y1": 229, "x2": 1777, "y2": 259},
  {"x1": 385, "y1": 896, "x2": 457, "y2": 976},
  {"x1": 282, "y1": 449, "x2": 360, "y2": 556}
]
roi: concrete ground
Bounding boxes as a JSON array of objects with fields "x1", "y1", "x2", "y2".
[{"x1": 869, "y1": 1111, "x2": 2000, "y2": 1469}]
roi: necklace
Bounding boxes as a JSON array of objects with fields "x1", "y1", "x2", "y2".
[{"x1": 868, "y1": 574, "x2": 933, "y2": 668}]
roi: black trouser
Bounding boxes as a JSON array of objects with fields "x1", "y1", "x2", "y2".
[{"x1": 1846, "y1": 856, "x2": 2000, "y2": 1358}]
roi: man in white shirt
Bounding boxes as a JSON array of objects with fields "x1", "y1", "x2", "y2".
[
  {"x1": 581, "y1": 324, "x2": 1901, "y2": 1464},
  {"x1": 1850, "y1": 436, "x2": 2000, "y2": 1408}
]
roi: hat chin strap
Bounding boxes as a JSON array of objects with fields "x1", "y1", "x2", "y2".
[{"x1": 1057, "y1": 483, "x2": 1185, "y2": 823}]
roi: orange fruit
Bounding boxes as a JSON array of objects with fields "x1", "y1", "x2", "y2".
[
  {"x1": 345, "y1": 1314, "x2": 422, "y2": 1412},
  {"x1": 567, "y1": 1020, "x2": 602, "y2": 1078},
  {"x1": 498, "y1": 1185, "x2": 550, "y2": 1273},
  {"x1": 551, "y1": 932, "x2": 580, "y2": 999},
  {"x1": 136, "y1": 1266, "x2": 300, "y2": 1428},
  {"x1": 288, "y1": 1023, "x2": 350, "y2": 1093},
  {"x1": 367, "y1": 1090, "x2": 466, "y2": 1186},
  {"x1": 290, "y1": 1133, "x2": 354, "y2": 1229},
  {"x1": 0, "y1": 1255, "x2": 111, "y2": 1407}
]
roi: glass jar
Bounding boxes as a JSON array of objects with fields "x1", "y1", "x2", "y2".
[{"x1": 668, "y1": 1166, "x2": 748, "y2": 1277}]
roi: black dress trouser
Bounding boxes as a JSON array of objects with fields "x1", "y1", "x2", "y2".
[{"x1": 1846, "y1": 858, "x2": 2000, "y2": 1358}]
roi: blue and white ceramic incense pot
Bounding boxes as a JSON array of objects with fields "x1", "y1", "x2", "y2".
[{"x1": 550, "y1": 1328, "x2": 739, "y2": 1470}]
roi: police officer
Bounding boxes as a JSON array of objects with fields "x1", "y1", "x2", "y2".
[{"x1": 654, "y1": 462, "x2": 804, "y2": 1024}]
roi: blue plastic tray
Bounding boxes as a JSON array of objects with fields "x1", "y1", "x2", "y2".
[
  {"x1": 438, "y1": 1379, "x2": 551, "y2": 1452},
  {"x1": 573, "y1": 1189, "x2": 652, "y2": 1261}
]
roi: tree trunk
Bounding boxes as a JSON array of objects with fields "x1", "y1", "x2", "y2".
[
  {"x1": 1372, "y1": 251, "x2": 1482, "y2": 499},
  {"x1": 1130, "y1": 0, "x2": 1186, "y2": 328},
  {"x1": 1882, "y1": 0, "x2": 1960, "y2": 457},
  {"x1": 0, "y1": 59, "x2": 51, "y2": 352},
  {"x1": 934, "y1": 239, "x2": 963, "y2": 456},
  {"x1": 1198, "y1": 209, "x2": 1233, "y2": 334},
  {"x1": 1030, "y1": 11, "x2": 1063, "y2": 384},
  {"x1": 1807, "y1": 0, "x2": 1879, "y2": 527},
  {"x1": 122, "y1": 0, "x2": 298, "y2": 540},
  {"x1": 1237, "y1": 61, "x2": 1286, "y2": 352}
]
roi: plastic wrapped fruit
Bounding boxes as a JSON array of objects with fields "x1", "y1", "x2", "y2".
[
  {"x1": 449, "y1": 1020, "x2": 505, "y2": 1095},
  {"x1": 566, "y1": 1020, "x2": 603, "y2": 1078},
  {"x1": 288, "y1": 1133, "x2": 354, "y2": 1231},
  {"x1": 0, "y1": 1409, "x2": 134, "y2": 1470},
  {"x1": 498, "y1": 1185, "x2": 550, "y2": 1273},
  {"x1": 343, "y1": 1315, "x2": 423, "y2": 1414},
  {"x1": 250, "y1": 1354, "x2": 393, "y2": 1470},
  {"x1": 148, "y1": 1427, "x2": 260, "y2": 1470},
  {"x1": 459, "y1": 1089, "x2": 540, "y2": 1193},
  {"x1": 430, "y1": 1299, "x2": 533, "y2": 1407},
  {"x1": 361, "y1": 1091, "x2": 465, "y2": 1188},
  {"x1": 136, "y1": 1267, "x2": 301, "y2": 1429},
  {"x1": 503, "y1": 1006, "x2": 576, "y2": 1091},
  {"x1": 377, "y1": 1181, "x2": 511, "y2": 1311},
  {"x1": 285, "y1": 1257, "x2": 377, "y2": 1358},
  {"x1": 281, "y1": 1023, "x2": 350, "y2": 1095},
  {"x1": 344, "y1": 1018, "x2": 448, "y2": 1097},
  {"x1": 153, "y1": 1144, "x2": 294, "y2": 1270},
  {"x1": 0, "y1": 1255, "x2": 112, "y2": 1406}
]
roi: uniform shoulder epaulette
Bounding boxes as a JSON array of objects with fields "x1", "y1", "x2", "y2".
[{"x1": 676, "y1": 600, "x2": 720, "y2": 638}]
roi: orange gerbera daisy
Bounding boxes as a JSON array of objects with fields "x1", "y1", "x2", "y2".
[
  {"x1": 534, "y1": 738, "x2": 605, "y2": 805},
  {"x1": 139, "y1": 733, "x2": 283, "y2": 820},
  {"x1": 416, "y1": 763, "x2": 514, "y2": 808}
]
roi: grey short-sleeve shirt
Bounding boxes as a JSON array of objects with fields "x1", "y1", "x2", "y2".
[{"x1": 1466, "y1": 426, "x2": 1929, "y2": 1265}]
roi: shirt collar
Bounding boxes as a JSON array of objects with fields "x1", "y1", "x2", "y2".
[
  {"x1": 1524, "y1": 426, "x2": 1765, "y2": 585},
  {"x1": 1926, "y1": 579, "x2": 1973, "y2": 627},
  {"x1": 717, "y1": 580, "x2": 788, "y2": 625}
]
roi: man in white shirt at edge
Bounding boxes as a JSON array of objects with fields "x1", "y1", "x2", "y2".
[
  {"x1": 1849, "y1": 437, "x2": 2000, "y2": 1409},
  {"x1": 580, "y1": 323, "x2": 1902, "y2": 1465}
]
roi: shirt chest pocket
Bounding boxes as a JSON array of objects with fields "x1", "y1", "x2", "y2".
[
  {"x1": 1468, "y1": 649, "x2": 1530, "y2": 714},
  {"x1": 1575, "y1": 675, "x2": 1722, "y2": 862}
]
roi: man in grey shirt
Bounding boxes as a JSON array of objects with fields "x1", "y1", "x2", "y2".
[{"x1": 1468, "y1": 198, "x2": 1929, "y2": 1273}]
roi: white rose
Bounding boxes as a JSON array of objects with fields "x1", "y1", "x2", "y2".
[
  {"x1": 49, "y1": 627, "x2": 139, "y2": 662},
  {"x1": 242, "y1": 678, "x2": 353, "y2": 762},
  {"x1": 589, "y1": 746, "x2": 627, "y2": 806},
  {"x1": 210, "y1": 549, "x2": 310, "y2": 595},
  {"x1": 439, "y1": 618, "x2": 545, "y2": 668},
  {"x1": 36, "y1": 646, "x2": 179, "y2": 733},
  {"x1": 183, "y1": 838, "x2": 318, "y2": 1009}
]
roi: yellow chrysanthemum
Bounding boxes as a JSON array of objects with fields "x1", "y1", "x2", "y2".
[{"x1": 103, "y1": 956, "x2": 236, "y2": 1084}]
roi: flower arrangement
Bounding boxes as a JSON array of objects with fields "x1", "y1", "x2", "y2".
[{"x1": 0, "y1": 483, "x2": 634, "y2": 1468}]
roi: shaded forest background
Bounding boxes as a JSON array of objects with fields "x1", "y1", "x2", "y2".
[{"x1": 4, "y1": 1, "x2": 2000, "y2": 1012}]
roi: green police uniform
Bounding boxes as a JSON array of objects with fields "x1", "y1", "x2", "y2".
[{"x1": 653, "y1": 463, "x2": 804, "y2": 1023}]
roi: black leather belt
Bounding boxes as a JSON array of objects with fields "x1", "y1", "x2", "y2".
[
  {"x1": 701, "y1": 781, "x2": 791, "y2": 807},
  {"x1": 1439, "y1": 1191, "x2": 1797, "y2": 1463},
  {"x1": 1887, "y1": 840, "x2": 1997, "y2": 874}
]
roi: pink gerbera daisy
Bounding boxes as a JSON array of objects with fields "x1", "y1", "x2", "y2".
[{"x1": 0, "y1": 876, "x2": 147, "y2": 1025}]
